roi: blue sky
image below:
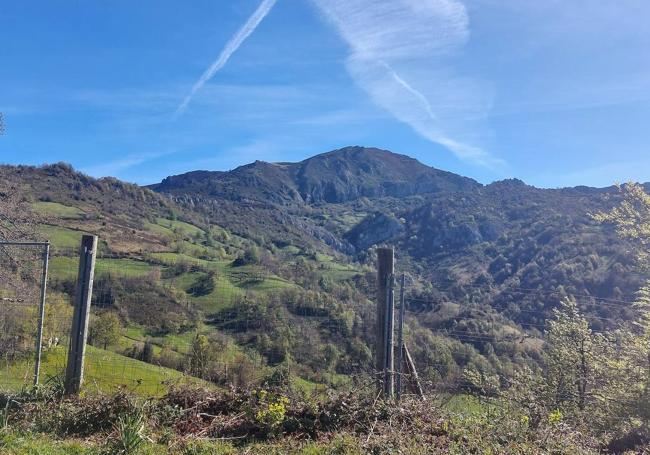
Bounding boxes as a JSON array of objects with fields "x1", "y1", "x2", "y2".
[{"x1": 1, "y1": 0, "x2": 650, "y2": 188}]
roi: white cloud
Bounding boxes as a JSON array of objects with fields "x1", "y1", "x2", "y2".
[
  {"x1": 311, "y1": 0, "x2": 502, "y2": 168},
  {"x1": 175, "y1": 0, "x2": 277, "y2": 117}
]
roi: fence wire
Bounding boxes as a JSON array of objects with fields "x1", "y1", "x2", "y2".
[
  {"x1": 0, "y1": 243, "x2": 65, "y2": 392},
  {"x1": 3, "y1": 243, "x2": 633, "y2": 402},
  {"x1": 64, "y1": 253, "x2": 375, "y2": 396}
]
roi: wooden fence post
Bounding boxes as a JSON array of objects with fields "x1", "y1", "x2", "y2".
[
  {"x1": 65, "y1": 235, "x2": 97, "y2": 395},
  {"x1": 376, "y1": 247, "x2": 394, "y2": 397}
]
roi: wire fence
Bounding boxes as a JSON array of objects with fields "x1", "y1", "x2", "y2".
[
  {"x1": 0, "y1": 242, "x2": 61, "y2": 391},
  {"x1": 1, "y1": 240, "x2": 638, "y2": 401},
  {"x1": 80, "y1": 253, "x2": 370, "y2": 396}
]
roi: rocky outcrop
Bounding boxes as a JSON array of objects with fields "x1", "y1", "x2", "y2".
[{"x1": 344, "y1": 212, "x2": 405, "y2": 250}]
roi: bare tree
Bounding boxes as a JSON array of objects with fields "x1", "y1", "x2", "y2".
[
  {"x1": 0, "y1": 179, "x2": 45, "y2": 359},
  {"x1": 0, "y1": 179, "x2": 42, "y2": 298}
]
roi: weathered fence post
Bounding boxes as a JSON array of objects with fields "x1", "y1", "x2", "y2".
[
  {"x1": 376, "y1": 247, "x2": 394, "y2": 397},
  {"x1": 33, "y1": 242, "x2": 50, "y2": 386},
  {"x1": 65, "y1": 235, "x2": 97, "y2": 395}
]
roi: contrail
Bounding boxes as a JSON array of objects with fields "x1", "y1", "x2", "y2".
[
  {"x1": 380, "y1": 61, "x2": 437, "y2": 122},
  {"x1": 175, "y1": 0, "x2": 278, "y2": 117}
]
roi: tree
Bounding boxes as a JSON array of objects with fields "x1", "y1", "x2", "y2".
[
  {"x1": 0, "y1": 182, "x2": 38, "y2": 242},
  {"x1": 594, "y1": 183, "x2": 650, "y2": 267},
  {"x1": 89, "y1": 312, "x2": 123, "y2": 349},
  {"x1": 590, "y1": 184, "x2": 650, "y2": 428},
  {"x1": 504, "y1": 298, "x2": 618, "y2": 431},
  {"x1": 595, "y1": 186, "x2": 650, "y2": 317},
  {"x1": 594, "y1": 183, "x2": 650, "y2": 316},
  {"x1": 233, "y1": 246, "x2": 260, "y2": 266},
  {"x1": 141, "y1": 339, "x2": 154, "y2": 363},
  {"x1": 188, "y1": 334, "x2": 211, "y2": 379},
  {"x1": 545, "y1": 298, "x2": 594, "y2": 413},
  {"x1": 0, "y1": 183, "x2": 42, "y2": 301},
  {"x1": 204, "y1": 230, "x2": 215, "y2": 247}
]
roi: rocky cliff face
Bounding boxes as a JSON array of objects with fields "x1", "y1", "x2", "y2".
[{"x1": 344, "y1": 212, "x2": 405, "y2": 250}]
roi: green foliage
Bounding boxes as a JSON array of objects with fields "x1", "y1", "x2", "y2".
[
  {"x1": 89, "y1": 312, "x2": 123, "y2": 350},
  {"x1": 186, "y1": 271, "x2": 216, "y2": 297},
  {"x1": 548, "y1": 409, "x2": 563, "y2": 425},
  {"x1": 2, "y1": 386, "x2": 608, "y2": 453},
  {"x1": 188, "y1": 334, "x2": 211, "y2": 379},
  {"x1": 89, "y1": 275, "x2": 197, "y2": 335},
  {"x1": 141, "y1": 340, "x2": 154, "y2": 364},
  {"x1": 546, "y1": 298, "x2": 594, "y2": 414},
  {"x1": 254, "y1": 390, "x2": 289, "y2": 433},
  {"x1": 234, "y1": 246, "x2": 260, "y2": 267},
  {"x1": 113, "y1": 406, "x2": 147, "y2": 454},
  {"x1": 594, "y1": 182, "x2": 650, "y2": 267}
]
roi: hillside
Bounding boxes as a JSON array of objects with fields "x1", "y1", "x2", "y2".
[
  {"x1": 150, "y1": 147, "x2": 648, "y2": 329},
  {"x1": 1, "y1": 148, "x2": 649, "y2": 397}
]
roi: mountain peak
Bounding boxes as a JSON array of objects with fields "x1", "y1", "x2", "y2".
[{"x1": 151, "y1": 146, "x2": 480, "y2": 205}]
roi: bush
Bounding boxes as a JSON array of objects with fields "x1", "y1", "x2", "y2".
[
  {"x1": 233, "y1": 247, "x2": 260, "y2": 267},
  {"x1": 187, "y1": 272, "x2": 216, "y2": 297}
]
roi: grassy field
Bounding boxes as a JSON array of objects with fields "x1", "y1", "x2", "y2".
[
  {"x1": 0, "y1": 346, "x2": 207, "y2": 397},
  {"x1": 237, "y1": 274, "x2": 296, "y2": 292},
  {"x1": 38, "y1": 225, "x2": 88, "y2": 250},
  {"x1": 0, "y1": 432, "x2": 95, "y2": 455},
  {"x1": 0, "y1": 430, "x2": 366, "y2": 454},
  {"x1": 147, "y1": 252, "x2": 221, "y2": 269},
  {"x1": 170, "y1": 271, "x2": 242, "y2": 312},
  {"x1": 155, "y1": 218, "x2": 205, "y2": 237},
  {"x1": 313, "y1": 253, "x2": 361, "y2": 280},
  {"x1": 48, "y1": 257, "x2": 158, "y2": 280},
  {"x1": 149, "y1": 253, "x2": 296, "y2": 306},
  {"x1": 32, "y1": 201, "x2": 85, "y2": 219},
  {"x1": 144, "y1": 221, "x2": 175, "y2": 238},
  {"x1": 95, "y1": 258, "x2": 157, "y2": 278},
  {"x1": 438, "y1": 393, "x2": 496, "y2": 416}
]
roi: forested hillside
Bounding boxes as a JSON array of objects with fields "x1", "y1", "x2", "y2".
[
  {"x1": 1, "y1": 147, "x2": 648, "y2": 393},
  {"x1": 4, "y1": 147, "x2": 650, "y2": 453},
  {"x1": 151, "y1": 146, "x2": 648, "y2": 328}
]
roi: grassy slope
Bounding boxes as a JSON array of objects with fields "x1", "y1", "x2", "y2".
[
  {"x1": 0, "y1": 431, "x2": 365, "y2": 454},
  {"x1": 37, "y1": 225, "x2": 89, "y2": 250},
  {"x1": 0, "y1": 346, "x2": 207, "y2": 397},
  {"x1": 25, "y1": 189, "x2": 363, "y2": 397},
  {"x1": 32, "y1": 202, "x2": 85, "y2": 219},
  {"x1": 49, "y1": 257, "x2": 157, "y2": 280}
]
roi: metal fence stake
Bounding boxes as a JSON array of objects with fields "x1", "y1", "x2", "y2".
[
  {"x1": 383, "y1": 273, "x2": 395, "y2": 397},
  {"x1": 396, "y1": 273, "x2": 406, "y2": 400},
  {"x1": 33, "y1": 242, "x2": 50, "y2": 386}
]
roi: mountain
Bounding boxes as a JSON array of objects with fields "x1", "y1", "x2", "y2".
[
  {"x1": 149, "y1": 146, "x2": 649, "y2": 330},
  {"x1": 2, "y1": 147, "x2": 648, "y2": 392},
  {"x1": 150, "y1": 146, "x2": 479, "y2": 205}
]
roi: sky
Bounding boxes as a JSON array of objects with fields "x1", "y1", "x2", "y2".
[{"x1": 1, "y1": 0, "x2": 650, "y2": 188}]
